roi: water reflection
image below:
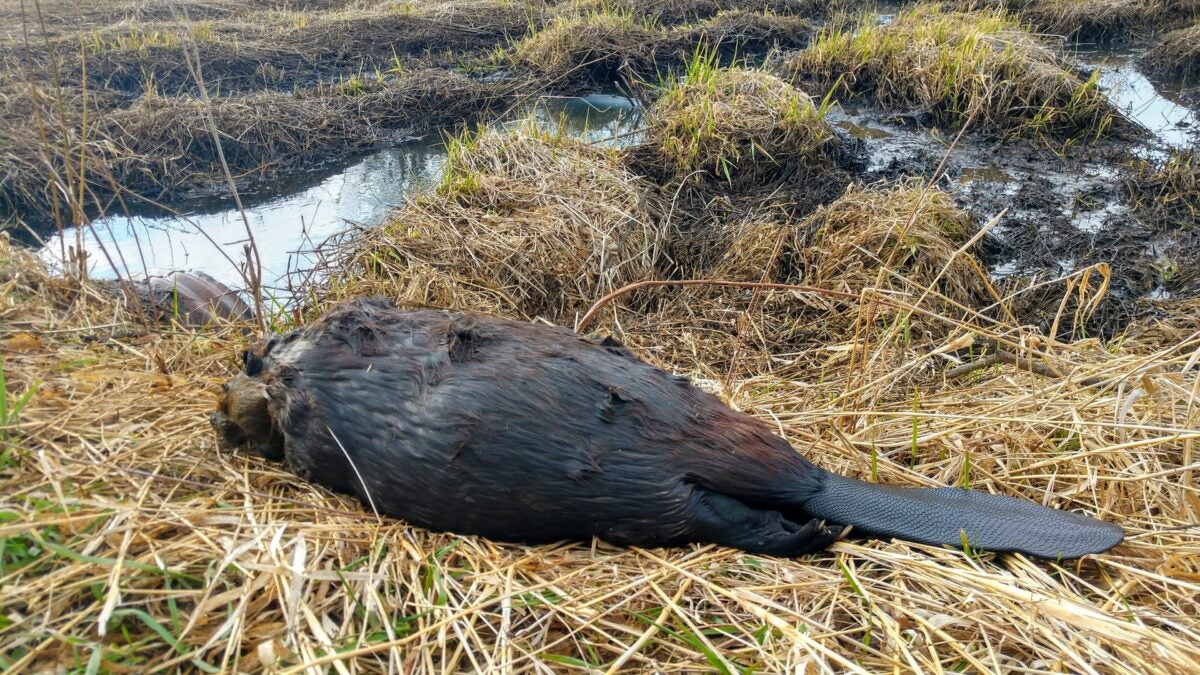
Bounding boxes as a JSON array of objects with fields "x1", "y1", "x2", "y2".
[
  {"x1": 42, "y1": 94, "x2": 645, "y2": 291},
  {"x1": 1098, "y1": 64, "x2": 1197, "y2": 149}
]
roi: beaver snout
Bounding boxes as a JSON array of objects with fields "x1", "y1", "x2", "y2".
[
  {"x1": 211, "y1": 409, "x2": 248, "y2": 451},
  {"x1": 213, "y1": 372, "x2": 286, "y2": 460}
]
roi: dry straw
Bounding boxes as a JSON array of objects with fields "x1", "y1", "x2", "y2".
[
  {"x1": 781, "y1": 4, "x2": 1123, "y2": 141},
  {"x1": 5, "y1": 173, "x2": 1200, "y2": 669},
  {"x1": 315, "y1": 124, "x2": 666, "y2": 324}
]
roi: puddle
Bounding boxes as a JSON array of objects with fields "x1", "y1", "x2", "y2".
[
  {"x1": 1075, "y1": 44, "x2": 1199, "y2": 150},
  {"x1": 41, "y1": 94, "x2": 644, "y2": 291},
  {"x1": 1097, "y1": 63, "x2": 1197, "y2": 149},
  {"x1": 959, "y1": 166, "x2": 1014, "y2": 184},
  {"x1": 836, "y1": 120, "x2": 893, "y2": 140}
]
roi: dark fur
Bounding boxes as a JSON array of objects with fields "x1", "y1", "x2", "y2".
[{"x1": 212, "y1": 298, "x2": 1124, "y2": 558}]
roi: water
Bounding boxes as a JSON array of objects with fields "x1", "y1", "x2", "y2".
[
  {"x1": 42, "y1": 93, "x2": 644, "y2": 291},
  {"x1": 1082, "y1": 46, "x2": 1198, "y2": 150},
  {"x1": 1098, "y1": 64, "x2": 1197, "y2": 149}
]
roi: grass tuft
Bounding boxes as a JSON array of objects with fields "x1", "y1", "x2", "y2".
[
  {"x1": 1142, "y1": 22, "x2": 1200, "y2": 80},
  {"x1": 781, "y1": 4, "x2": 1123, "y2": 142},
  {"x1": 647, "y1": 61, "x2": 839, "y2": 188}
]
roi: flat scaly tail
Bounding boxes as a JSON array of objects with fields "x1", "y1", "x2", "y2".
[{"x1": 801, "y1": 472, "x2": 1124, "y2": 558}]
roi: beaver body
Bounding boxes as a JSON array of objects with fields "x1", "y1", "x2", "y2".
[{"x1": 213, "y1": 297, "x2": 1124, "y2": 558}]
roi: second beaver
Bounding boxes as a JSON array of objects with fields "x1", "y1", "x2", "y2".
[{"x1": 212, "y1": 297, "x2": 1124, "y2": 558}]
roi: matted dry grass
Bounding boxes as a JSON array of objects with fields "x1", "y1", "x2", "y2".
[
  {"x1": 1143, "y1": 22, "x2": 1200, "y2": 81},
  {"x1": 4, "y1": 184, "x2": 1200, "y2": 670},
  {"x1": 780, "y1": 4, "x2": 1124, "y2": 142}
]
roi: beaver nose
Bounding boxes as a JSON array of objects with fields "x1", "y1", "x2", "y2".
[{"x1": 210, "y1": 411, "x2": 246, "y2": 450}]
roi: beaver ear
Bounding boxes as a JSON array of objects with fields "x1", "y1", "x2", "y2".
[{"x1": 243, "y1": 348, "x2": 264, "y2": 376}]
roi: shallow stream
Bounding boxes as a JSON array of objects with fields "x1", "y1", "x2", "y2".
[{"x1": 40, "y1": 94, "x2": 643, "y2": 292}]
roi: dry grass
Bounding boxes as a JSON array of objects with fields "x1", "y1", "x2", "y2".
[
  {"x1": 1143, "y1": 22, "x2": 1200, "y2": 81},
  {"x1": 645, "y1": 64, "x2": 839, "y2": 187},
  {"x1": 963, "y1": 0, "x2": 1163, "y2": 38},
  {"x1": 0, "y1": 0, "x2": 547, "y2": 96},
  {"x1": 507, "y1": 5, "x2": 814, "y2": 86},
  {"x1": 3, "y1": 3, "x2": 1200, "y2": 673},
  {"x1": 614, "y1": 181, "x2": 998, "y2": 378},
  {"x1": 1124, "y1": 149, "x2": 1200, "y2": 232},
  {"x1": 781, "y1": 4, "x2": 1123, "y2": 142},
  {"x1": 4, "y1": 190, "x2": 1200, "y2": 670},
  {"x1": 961, "y1": 0, "x2": 1200, "y2": 35},
  {"x1": 0, "y1": 69, "x2": 513, "y2": 228},
  {"x1": 565, "y1": 0, "x2": 835, "y2": 25},
  {"x1": 626, "y1": 61, "x2": 848, "y2": 280},
  {"x1": 802, "y1": 182, "x2": 993, "y2": 315},
  {"x1": 312, "y1": 125, "x2": 666, "y2": 324},
  {"x1": 508, "y1": 9, "x2": 666, "y2": 85}
]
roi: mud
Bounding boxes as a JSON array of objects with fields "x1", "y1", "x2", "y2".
[{"x1": 811, "y1": 33, "x2": 1200, "y2": 338}]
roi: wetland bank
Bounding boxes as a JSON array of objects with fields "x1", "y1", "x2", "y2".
[{"x1": 2, "y1": 1, "x2": 1200, "y2": 672}]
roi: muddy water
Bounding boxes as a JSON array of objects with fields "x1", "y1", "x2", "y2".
[
  {"x1": 41, "y1": 94, "x2": 643, "y2": 292},
  {"x1": 1083, "y1": 48, "x2": 1198, "y2": 151}
]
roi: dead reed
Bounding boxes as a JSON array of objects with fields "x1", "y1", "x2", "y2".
[
  {"x1": 781, "y1": 4, "x2": 1124, "y2": 142},
  {"x1": 4, "y1": 191, "x2": 1200, "y2": 670},
  {"x1": 1143, "y1": 22, "x2": 1200, "y2": 81}
]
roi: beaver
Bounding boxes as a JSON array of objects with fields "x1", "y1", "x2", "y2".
[
  {"x1": 99, "y1": 271, "x2": 253, "y2": 327},
  {"x1": 139, "y1": 271, "x2": 253, "y2": 326},
  {"x1": 212, "y1": 297, "x2": 1124, "y2": 558}
]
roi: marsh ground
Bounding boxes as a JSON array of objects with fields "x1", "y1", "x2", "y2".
[{"x1": 2, "y1": 1, "x2": 1200, "y2": 673}]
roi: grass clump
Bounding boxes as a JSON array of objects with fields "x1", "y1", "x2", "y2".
[
  {"x1": 319, "y1": 126, "x2": 664, "y2": 323},
  {"x1": 801, "y1": 181, "x2": 993, "y2": 319},
  {"x1": 647, "y1": 62, "x2": 840, "y2": 188},
  {"x1": 626, "y1": 60, "x2": 850, "y2": 279},
  {"x1": 1124, "y1": 149, "x2": 1200, "y2": 232},
  {"x1": 781, "y1": 4, "x2": 1121, "y2": 142},
  {"x1": 565, "y1": 0, "x2": 834, "y2": 26},
  {"x1": 1143, "y1": 22, "x2": 1200, "y2": 80},
  {"x1": 614, "y1": 181, "x2": 993, "y2": 377},
  {"x1": 507, "y1": 6, "x2": 814, "y2": 86},
  {"x1": 508, "y1": 10, "x2": 665, "y2": 84}
]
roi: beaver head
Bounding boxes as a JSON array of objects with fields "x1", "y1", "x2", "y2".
[{"x1": 211, "y1": 348, "x2": 285, "y2": 460}]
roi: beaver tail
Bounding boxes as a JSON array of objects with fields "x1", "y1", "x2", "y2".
[{"x1": 799, "y1": 471, "x2": 1124, "y2": 559}]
